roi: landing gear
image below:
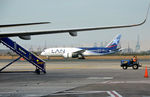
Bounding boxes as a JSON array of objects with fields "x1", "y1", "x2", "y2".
[
  {"x1": 78, "y1": 57, "x2": 85, "y2": 59},
  {"x1": 78, "y1": 54, "x2": 85, "y2": 59}
]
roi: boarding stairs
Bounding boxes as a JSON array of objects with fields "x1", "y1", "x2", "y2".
[{"x1": 0, "y1": 37, "x2": 46, "y2": 74}]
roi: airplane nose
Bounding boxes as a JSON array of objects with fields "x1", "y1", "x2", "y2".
[{"x1": 41, "y1": 52, "x2": 45, "y2": 56}]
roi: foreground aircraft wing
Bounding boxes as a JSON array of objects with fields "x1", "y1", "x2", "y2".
[
  {"x1": 0, "y1": 18, "x2": 146, "y2": 38},
  {"x1": 0, "y1": 22, "x2": 50, "y2": 28},
  {"x1": 0, "y1": 5, "x2": 149, "y2": 38}
]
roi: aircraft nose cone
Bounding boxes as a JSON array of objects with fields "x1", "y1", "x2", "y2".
[{"x1": 41, "y1": 52, "x2": 45, "y2": 56}]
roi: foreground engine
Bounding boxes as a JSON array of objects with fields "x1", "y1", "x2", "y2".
[{"x1": 19, "y1": 35, "x2": 31, "y2": 40}]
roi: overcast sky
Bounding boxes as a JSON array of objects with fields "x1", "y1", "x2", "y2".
[{"x1": 0, "y1": 0, "x2": 150, "y2": 51}]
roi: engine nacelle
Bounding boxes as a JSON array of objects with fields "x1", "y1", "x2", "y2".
[
  {"x1": 63, "y1": 52, "x2": 79, "y2": 58},
  {"x1": 19, "y1": 35, "x2": 31, "y2": 40}
]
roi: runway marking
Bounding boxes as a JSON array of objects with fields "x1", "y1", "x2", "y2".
[
  {"x1": 107, "y1": 91, "x2": 122, "y2": 97},
  {"x1": 87, "y1": 77, "x2": 113, "y2": 80},
  {"x1": 0, "y1": 92, "x2": 15, "y2": 94},
  {"x1": 26, "y1": 94, "x2": 45, "y2": 97},
  {"x1": 52, "y1": 91, "x2": 106, "y2": 95},
  {"x1": 52, "y1": 90, "x2": 122, "y2": 97},
  {"x1": 54, "y1": 67, "x2": 74, "y2": 69},
  {"x1": 102, "y1": 81, "x2": 150, "y2": 84}
]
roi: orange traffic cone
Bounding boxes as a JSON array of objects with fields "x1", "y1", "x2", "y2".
[{"x1": 144, "y1": 66, "x2": 148, "y2": 78}]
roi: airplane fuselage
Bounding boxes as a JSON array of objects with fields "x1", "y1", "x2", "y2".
[{"x1": 41, "y1": 47, "x2": 118, "y2": 57}]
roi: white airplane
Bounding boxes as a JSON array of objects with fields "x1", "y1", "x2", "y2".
[{"x1": 41, "y1": 34, "x2": 122, "y2": 59}]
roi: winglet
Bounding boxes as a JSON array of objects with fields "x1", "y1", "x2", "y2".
[
  {"x1": 139, "y1": 3, "x2": 150, "y2": 26},
  {"x1": 145, "y1": 3, "x2": 150, "y2": 23},
  {"x1": 116, "y1": 3, "x2": 150, "y2": 28}
]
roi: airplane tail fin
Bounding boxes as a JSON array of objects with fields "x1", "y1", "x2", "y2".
[{"x1": 106, "y1": 34, "x2": 121, "y2": 49}]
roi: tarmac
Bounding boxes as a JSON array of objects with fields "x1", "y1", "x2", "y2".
[{"x1": 0, "y1": 59, "x2": 150, "y2": 97}]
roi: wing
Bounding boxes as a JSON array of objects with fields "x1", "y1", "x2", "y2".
[
  {"x1": 0, "y1": 3, "x2": 149, "y2": 38},
  {"x1": 0, "y1": 5, "x2": 149, "y2": 38},
  {"x1": 0, "y1": 22, "x2": 50, "y2": 28},
  {"x1": 74, "y1": 49, "x2": 86, "y2": 54},
  {"x1": 0, "y1": 18, "x2": 146, "y2": 38}
]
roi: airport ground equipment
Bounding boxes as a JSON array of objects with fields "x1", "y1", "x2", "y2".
[
  {"x1": 0, "y1": 37, "x2": 46, "y2": 74},
  {"x1": 120, "y1": 60, "x2": 142, "y2": 70}
]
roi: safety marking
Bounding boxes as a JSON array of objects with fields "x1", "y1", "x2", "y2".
[
  {"x1": 87, "y1": 77, "x2": 113, "y2": 80},
  {"x1": 107, "y1": 91, "x2": 122, "y2": 97},
  {"x1": 102, "y1": 81, "x2": 150, "y2": 84},
  {"x1": 51, "y1": 90, "x2": 122, "y2": 97},
  {"x1": 54, "y1": 67, "x2": 74, "y2": 69},
  {"x1": 0, "y1": 91, "x2": 15, "y2": 96},
  {"x1": 52, "y1": 91, "x2": 106, "y2": 95},
  {"x1": 0, "y1": 92, "x2": 14, "y2": 94},
  {"x1": 26, "y1": 94, "x2": 44, "y2": 97}
]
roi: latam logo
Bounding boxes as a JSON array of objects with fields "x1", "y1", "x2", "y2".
[
  {"x1": 51, "y1": 49, "x2": 65, "y2": 54},
  {"x1": 108, "y1": 44, "x2": 117, "y2": 48}
]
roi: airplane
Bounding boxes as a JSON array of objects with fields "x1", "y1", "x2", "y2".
[
  {"x1": 0, "y1": 5, "x2": 149, "y2": 73},
  {"x1": 41, "y1": 34, "x2": 122, "y2": 59}
]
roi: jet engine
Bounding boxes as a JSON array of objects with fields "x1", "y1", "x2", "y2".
[
  {"x1": 63, "y1": 52, "x2": 79, "y2": 58},
  {"x1": 19, "y1": 35, "x2": 31, "y2": 40}
]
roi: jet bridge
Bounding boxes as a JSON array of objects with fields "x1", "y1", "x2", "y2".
[{"x1": 0, "y1": 37, "x2": 46, "y2": 74}]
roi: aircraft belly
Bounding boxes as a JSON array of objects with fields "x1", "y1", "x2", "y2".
[
  {"x1": 49, "y1": 52, "x2": 62, "y2": 56},
  {"x1": 83, "y1": 51, "x2": 100, "y2": 56},
  {"x1": 49, "y1": 54, "x2": 62, "y2": 57}
]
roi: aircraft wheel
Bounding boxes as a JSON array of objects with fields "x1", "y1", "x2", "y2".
[{"x1": 78, "y1": 57, "x2": 85, "y2": 59}]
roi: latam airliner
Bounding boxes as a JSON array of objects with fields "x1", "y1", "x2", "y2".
[{"x1": 41, "y1": 34, "x2": 122, "y2": 59}]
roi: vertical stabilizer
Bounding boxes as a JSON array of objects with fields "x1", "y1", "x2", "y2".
[{"x1": 106, "y1": 34, "x2": 121, "y2": 49}]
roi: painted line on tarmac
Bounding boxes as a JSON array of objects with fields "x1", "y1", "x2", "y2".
[
  {"x1": 107, "y1": 91, "x2": 122, "y2": 97},
  {"x1": 52, "y1": 90, "x2": 122, "y2": 97},
  {"x1": 26, "y1": 94, "x2": 45, "y2": 97},
  {"x1": 0, "y1": 92, "x2": 15, "y2": 96},
  {"x1": 53, "y1": 67, "x2": 74, "y2": 69},
  {"x1": 52, "y1": 91, "x2": 106, "y2": 95},
  {"x1": 87, "y1": 77, "x2": 113, "y2": 80},
  {"x1": 102, "y1": 81, "x2": 150, "y2": 84},
  {"x1": 0, "y1": 92, "x2": 15, "y2": 94}
]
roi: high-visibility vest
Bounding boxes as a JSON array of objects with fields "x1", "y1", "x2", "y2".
[{"x1": 133, "y1": 58, "x2": 137, "y2": 62}]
